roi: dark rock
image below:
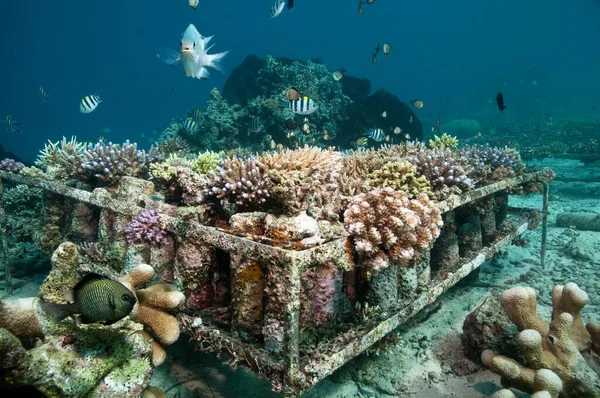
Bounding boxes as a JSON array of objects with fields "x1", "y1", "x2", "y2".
[
  {"x1": 222, "y1": 55, "x2": 266, "y2": 106},
  {"x1": 336, "y1": 89, "x2": 423, "y2": 145},
  {"x1": 341, "y1": 75, "x2": 371, "y2": 103},
  {"x1": 461, "y1": 295, "x2": 519, "y2": 363}
]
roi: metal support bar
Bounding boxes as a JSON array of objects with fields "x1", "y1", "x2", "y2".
[{"x1": 541, "y1": 182, "x2": 549, "y2": 267}]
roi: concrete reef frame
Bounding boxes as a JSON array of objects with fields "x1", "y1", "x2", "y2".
[{"x1": 0, "y1": 170, "x2": 550, "y2": 396}]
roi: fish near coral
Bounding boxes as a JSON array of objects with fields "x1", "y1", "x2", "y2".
[
  {"x1": 41, "y1": 273, "x2": 136, "y2": 325},
  {"x1": 162, "y1": 24, "x2": 229, "y2": 80}
]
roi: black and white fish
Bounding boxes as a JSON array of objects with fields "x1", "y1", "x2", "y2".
[
  {"x1": 183, "y1": 118, "x2": 200, "y2": 134},
  {"x1": 284, "y1": 96, "x2": 318, "y2": 115},
  {"x1": 4, "y1": 115, "x2": 22, "y2": 133},
  {"x1": 187, "y1": 109, "x2": 202, "y2": 124},
  {"x1": 248, "y1": 117, "x2": 265, "y2": 134},
  {"x1": 80, "y1": 94, "x2": 102, "y2": 114},
  {"x1": 367, "y1": 128, "x2": 385, "y2": 142},
  {"x1": 162, "y1": 24, "x2": 229, "y2": 80},
  {"x1": 268, "y1": 0, "x2": 286, "y2": 19},
  {"x1": 39, "y1": 87, "x2": 50, "y2": 103}
]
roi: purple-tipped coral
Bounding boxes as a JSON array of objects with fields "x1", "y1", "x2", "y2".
[
  {"x1": 79, "y1": 140, "x2": 147, "y2": 184},
  {"x1": 0, "y1": 158, "x2": 25, "y2": 173},
  {"x1": 203, "y1": 156, "x2": 270, "y2": 208},
  {"x1": 126, "y1": 209, "x2": 167, "y2": 245},
  {"x1": 459, "y1": 144, "x2": 525, "y2": 184},
  {"x1": 405, "y1": 147, "x2": 473, "y2": 199},
  {"x1": 344, "y1": 188, "x2": 442, "y2": 274}
]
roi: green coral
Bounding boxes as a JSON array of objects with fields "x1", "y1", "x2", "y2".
[
  {"x1": 368, "y1": 161, "x2": 434, "y2": 199},
  {"x1": 164, "y1": 153, "x2": 194, "y2": 168},
  {"x1": 429, "y1": 133, "x2": 459, "y2": 150},
  {"x1": 192, "y1": 150, "x2": 222, "y2": 175},
  {"x1": 149, "y1": 163, "x2": 178, "y2": 182}
]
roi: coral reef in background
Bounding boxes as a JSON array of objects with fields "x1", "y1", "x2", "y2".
[
  {"x1": 344, "y1": 187, "x2": 442, "y2": 274},
  {"x1": 126, "y1": 210, "x2": 168, "y2": 245},
  {"x1": 481, "y1": 283, "x2": 600, "y2": 398}
]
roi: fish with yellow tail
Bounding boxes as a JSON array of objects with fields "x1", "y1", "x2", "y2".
[
  {"x1": 161, "y1": 24, "x2": 229, "y2": 80},
  {"x1": 40, "y1": 273, "x2": 136, "y2": 325}
]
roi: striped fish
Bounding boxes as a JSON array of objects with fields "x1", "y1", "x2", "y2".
[
  {"x1": 4, "y1": 115, "x2": 22, "y2": 133},
  {"x1": 248, "y1": 117, "x2": 265, "y2": 134},
  {"x1": 267, "y1": 0, "x2": 285, "y2": 19},
  {"x1": 286, "y1": 96, "x2": 318, "y2": 115},
  {"x1": 80, "y1": 94, "x2": 102, "y2": 114},
  {"x1": 187, "y1": 109, "x2": 202, "y2": 124},
  {"x1": 183, "y1": 118, "x2": 200, "y2": 134},
  {"x1": 39, "y1": 87, "x2": 50, "y2": 103},
  {"x1": 367, "y1": 128, "x2": 385, "y2": 142}
]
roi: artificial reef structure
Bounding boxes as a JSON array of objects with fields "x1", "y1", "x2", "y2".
[{"x1": 0, "y1": 130, "x2": 555, "y2": 395}]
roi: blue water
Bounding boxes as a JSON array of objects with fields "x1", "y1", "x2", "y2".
[{"x1": 1, "y1": 0, "x2": 600, "y2": 161}]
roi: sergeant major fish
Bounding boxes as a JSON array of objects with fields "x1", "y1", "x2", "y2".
[
  {"x1": 80, "y1": 94, "x2": 102, "y2": 114},
  {"x1": 39, "y1": 87, "x2": 50, "y2": 103},
  {"x1": 4, "y1": 114, "x2": 22, "y2": 133},
  {"x1": 162, "y1": 24, "x2": 229, "y2": 80},
  {"x1": 367, "y1": 128, "x2": 385, "y2": 142},
  {"x1": 41, "y1": 273, "x2": 136, "y2": 325},
  {"x1": 283, "y1": 96, "x2": 318, "y2": 115},
  {"x1": 268, "y1": 0, "x2": 286, "y2": 19}
]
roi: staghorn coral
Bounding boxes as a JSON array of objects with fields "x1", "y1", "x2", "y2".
[
  {"x1": 203, "y1": 156, "x2": 270, "y2": 208},
  {"x1": 0, "y1": 158, "x2": 25, "y2": 173},
  {"x1": 405, "y1": 146, "x2": 473, "y2": 199},
  {"x1": 368, "y1": 161, "x2": 433, "y2": 199},
  {"x1": 79, "y1": 140, "x2": 147, "y2": 185},
  {"x1": 155, "y1": 134, "x2": 191, "y2": 157},
  {"x1": 428, "y1": 133, "x2": 459, "y2": 150},
  {"x1": 78, "y1": 241, "x2": 109, "y2": 264},
  {"x1": 344, "y1": 187, "x2": 442, "y2": 274},
  {"x1": 126, "y1": 210, "x2": 167, "y2": 245},
  {"x1": 35, "y1": 136, "x2": 84, "y2": 180},
  {"x1": 482, "y1": 283, "x2": 600, "y2": 397}
]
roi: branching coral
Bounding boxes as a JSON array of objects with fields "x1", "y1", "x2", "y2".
[
  {"x1": 405, "y1": 146, "x2": 473, "y2": 199},
  {"x1": 192, "y1": 150, "x2": 222, "y2": 175},
  {"x1": 459, "y1": 144, "x2": 526, "y2": 185},
  {"x1": 0, "y1": 158, "x2": 25, "y2": 172},
  {"x1": 79, "y1": 140, "x2": 147, "y2": 185},
  {"x1": 126, "y1": 210, "x2": 167, "y2": 245},
  {"x1": 428, "y1": 133, "x2": 459, "y2": 150},
  {"x1": 344, "y1": 187, "x2": 442, "y2": 274},
  {"x1": 368, "y1": 161, "x2": 433, "y2": 199},
  {"x1": 260, "y1": 146, "x2": 343, "y2": 216},
  {"x1": 35, "y1": 136, "x2": 84, "y2": 180},
  {"x1": 482, "y1": 283, "x2": 600, "y2": 398},
  {"x1": 203, "y1": 156, "x2": 270, "y2": 208}
]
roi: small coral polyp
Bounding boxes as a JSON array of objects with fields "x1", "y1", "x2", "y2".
[
  {"x1": 125, "y1": 209, "x2": 167, "y2": 245},
  {"x1": 344, "y1": 187, "x2": 442, "y2": 274}
]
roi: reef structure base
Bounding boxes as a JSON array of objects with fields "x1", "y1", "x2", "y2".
[{"x1": 0, "y1": 170, "x2": 550, "y2": 396}]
